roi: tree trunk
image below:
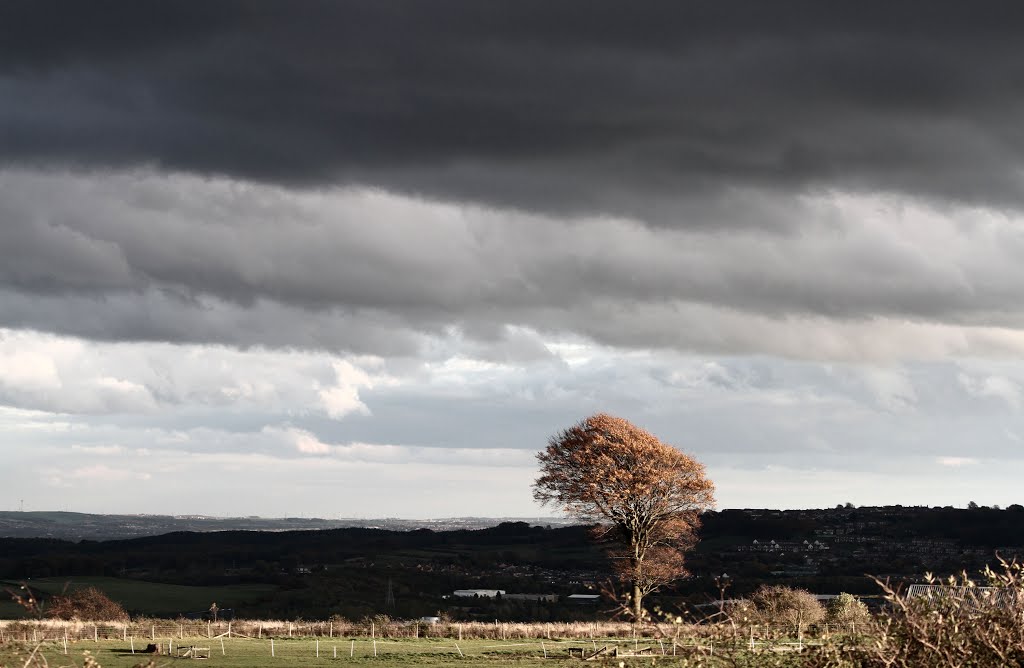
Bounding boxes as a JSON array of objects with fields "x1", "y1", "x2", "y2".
[{"x1": 632, "y1": 581, "x2": 643, "y2": 621}]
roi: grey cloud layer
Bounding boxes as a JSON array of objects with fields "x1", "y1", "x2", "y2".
[
  {"x1": 5, "y1": 2, "x2": 1024, "y2": 216},
  {"x1": 4, "y1": 169, "x2": 1024, "y2": 358}
]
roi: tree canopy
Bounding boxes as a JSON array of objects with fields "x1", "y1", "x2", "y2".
[{"x1": 533, "y1": 413, "x2": 715, "y2": 619}]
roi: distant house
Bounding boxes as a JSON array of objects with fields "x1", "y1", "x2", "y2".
[
  {"x1": 566, "y1": 594, "x2": 600, "y2": 605},
  {"x1": 503, "y1": 593, "x2": 558, "y2": 603},
  {"x1": 453, "y1": 589, "x2": 505, "y2": 598}
]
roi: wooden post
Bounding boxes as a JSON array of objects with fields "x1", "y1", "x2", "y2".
[
  {"x1": 180, "y1": 624, "x2": 183, "y2": 639},
  {"x1": 371, "y1": 622, "x2": 374, "y2": 639},
  {"x1": 333, "y1": 645, "x2": 337, "y2": 658},
  {"x1": 373, "y1": 639, "x2": 377, "y2": 657},
  {"x1": 659, "y1": 640, "x2": 665, "y2": 655},
  {"x1": 271, "y1": 639, "x2": 275, "y2": 657},
  {"x1": 455, "y1": 643, "x2": 464, "y2": 657},
  {"x1": 749, "y1": 626, "x2": 754, "y2": 651},
  {"x1": 289, "y1": 623, "x2": 292, "y2": 637},
  {"x1": 330, "y1": 621, "x2": 333, "y2": 638},
  {"x1": 228, "y1": 621, "x2": 232, "y2": 638},
  {"x1": 151, "y1": 625, "x2": 155, "y2": 641},
  {"x1": 208, "y1": 621, "x2": 212, "y2": 638},
  {"x1": 350, "y1": 640, "x2": 354, "y2": 657},
  {"x1": 220, "y1": 637, "x2": 225, "y2": 656},
  {"x1": 64, "y1": 633, "x2": 69, "y2": 655},
  {"x1": 316, "y1": 639, "x2": 320, "y2": 657},
  {"x1": 458, "y1": 624, "x2": 462, "y2": 641},
  {"x1": 94, "y1": 625, "x2": 98, "y2": 642},
  {"x1": 131, "y1": 636, "x2": 135, "y2": 654},
  {"x1": 542, "y1": 641, "x2": 547, "y2": 658},
  {"x1": 259, "y1": 623, "x2": 263, "y2": 638}
]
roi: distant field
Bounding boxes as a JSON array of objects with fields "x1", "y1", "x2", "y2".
[{"x1": 0, "y1": 577, "x2": 278, "y2": 618}]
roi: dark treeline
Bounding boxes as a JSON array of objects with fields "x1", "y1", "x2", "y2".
[{"x1": 2, "y1": 506, "x2": 1023, "y2": 619}]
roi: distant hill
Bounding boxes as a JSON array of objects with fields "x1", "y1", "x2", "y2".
[
  {"x1": 2, "y1": 505, "x2": 1023, "y2": 619},
  {"x1": 0, "y1": 511, "x2": 573, "y2": 541}
]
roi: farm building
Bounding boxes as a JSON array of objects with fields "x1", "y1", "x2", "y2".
[{"x1": 453, "y1": 589, "x2": 505, "y2": 598}]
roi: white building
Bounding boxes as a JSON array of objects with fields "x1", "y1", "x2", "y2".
[{"x1": 453, "y1": 589, "x2": 505, "y2": 598}]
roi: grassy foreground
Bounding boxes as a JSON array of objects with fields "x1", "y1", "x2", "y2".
[{"x1": 1, "y1": 636, "x2": 715, "y2": 668}]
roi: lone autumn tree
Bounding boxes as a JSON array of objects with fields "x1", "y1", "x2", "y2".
[{"x1": 534, "y1": 413, "x2": 715, "y2": 620}]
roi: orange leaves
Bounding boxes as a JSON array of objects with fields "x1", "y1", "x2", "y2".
[
  {"x1": 534, "y1": 413, "x2": 715, "y2": 617},
  {"x1": 534, "y1": 413, "x2": 715, "y2": 522}
]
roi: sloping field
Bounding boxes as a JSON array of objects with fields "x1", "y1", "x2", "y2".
[{"x1": 0, "y1": 577, "x2": 278, "y2": 618}]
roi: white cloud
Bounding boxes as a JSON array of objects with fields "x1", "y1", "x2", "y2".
[
  {"x1": 937, "y1": 457, "x2": 979, "y2": 467},
  {"x1": 858, "y1": 367, "x2": 918, "y2": 413},
  {"x1": 958, "y1": 372, "x2": 1022, "y2": 410}
]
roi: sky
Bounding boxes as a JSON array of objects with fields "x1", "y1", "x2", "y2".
[{"x1": 4, "y1": 2, "x2": 1024, "y2": 518}]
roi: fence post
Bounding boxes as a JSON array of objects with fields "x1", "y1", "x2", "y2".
[
  {"x1": 316, "y1": 639, "x2": 320, "y2": 657},
  {"x1": 220, "y1": 637, "x2": 225, "y2": 656},
  {"x1": 271, "y1": 639, "x2": 275, "y2": 657},
  {"x1": 350, "y1": 640, "x2": 354, "y2": 657}
]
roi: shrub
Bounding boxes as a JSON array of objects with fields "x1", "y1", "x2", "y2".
[
  {"x1": 749, "y1": 585, "x2": 825, "y2": 627},
  {"x1": 46, "y1": 586, "x2": 128, "y2": 621},
  {"x1": 826, "y1": 592, "x2": 871, "y2": 626},
  {"x1": 851, "y1": 562, "x2": 1024, "y2": 667}
]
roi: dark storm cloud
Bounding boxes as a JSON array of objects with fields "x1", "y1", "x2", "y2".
[{"x1": 5, "y1": 1, "x2": 1024, "y2": 215}]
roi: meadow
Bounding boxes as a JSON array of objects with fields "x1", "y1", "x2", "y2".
[
  {"x1": 0, "y1": 579, "x2": 279, "y2": 619},
  {"x1": 0, "y1": 630, "x2": 822, "y2": 668}
]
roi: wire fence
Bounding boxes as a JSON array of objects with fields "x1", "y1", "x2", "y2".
[
  {"x1": 0, "y1": 617, "x2": 869, "y2": 644},
  {"x1": 0, "y1": 634, "x2": 870, "y2": 662}
]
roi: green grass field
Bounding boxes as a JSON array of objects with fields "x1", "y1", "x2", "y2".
[
  {"x1": 1, "y1": 636, "x2": 695, "y2": 668},
  {"x1": 0, "y1": 578, "x2": 279, "y2": 618}
]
